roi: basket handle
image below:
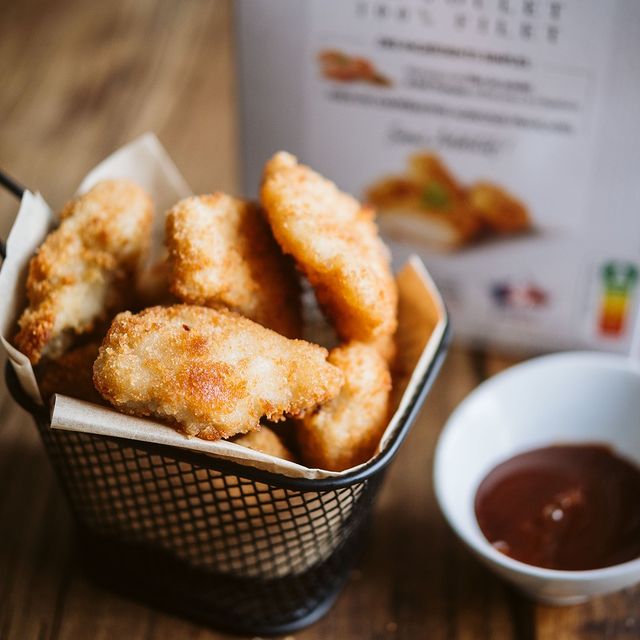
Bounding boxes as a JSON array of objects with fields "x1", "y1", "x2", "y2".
[{"x1": 0, "y1": 169, "x2": 27, "y2": 259}]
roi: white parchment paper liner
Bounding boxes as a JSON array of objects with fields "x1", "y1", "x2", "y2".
[{"x1": 0, "y1": 135, "x2": 447, "y2": 578}]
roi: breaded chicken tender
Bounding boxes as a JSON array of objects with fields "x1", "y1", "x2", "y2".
[
  {"x1": 233, "y1": 426, "x2": 295, "y2": 462},
  {"x1": 14, "y1": 180, "x2": 153, "y2": 364},
  {"x1": 297, "y1": 342, "x2": 392, "y2": 471},
  {"x1": 93, "y1": 305, "x2": 344, "y2": 440},
  {"x1": 166, "y1": 194, "x2": 301, "y2": 337},
  {"x1": 36, "y1": 341, "x2": 102, "y2": 404},
  {"x1": 260, "y1": 152, "x2": 397, "y2": 344}
]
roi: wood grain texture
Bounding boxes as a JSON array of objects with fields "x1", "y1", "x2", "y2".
[{"x1": 0, "y1": 1, "x2": 639, "y2": 638}]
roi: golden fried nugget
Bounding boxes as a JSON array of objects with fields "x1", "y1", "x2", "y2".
[
  {"x1": 14, "y1": 180, "x2": 153, "y2": 364},
  {"x1": 166, "y1": 194, "x2": 301, "y2": 337},
  {"x1": 93, "y1": 305, "x2": 344, "y2": 440},
  {"x1": 233, "y1": 426, "x2": 295, "y2": 462},
  {"x1": 468, "y1": 182, "x2": 531, "y2": 235},
  {"x1": 36, "y1": 341, "x2": 102, "y2": 404},
  {"x1": 261, "y1": 152, "x2": 397, "y2": 344},
  {"x1": 297, "y1": 342, "x2": 392, "y2": 472}
]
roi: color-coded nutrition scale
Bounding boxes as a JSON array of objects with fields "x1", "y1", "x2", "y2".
[{"x1": 598, "y1": 262, "x2": 638, "y2": 338}]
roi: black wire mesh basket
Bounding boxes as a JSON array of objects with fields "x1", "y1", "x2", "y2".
[
  {"x1": 0, "y1": 168, "x2": 450, "y2": 635},
  {"x1": 5, "y1": 320, "x2": 448, "y2": 636}
]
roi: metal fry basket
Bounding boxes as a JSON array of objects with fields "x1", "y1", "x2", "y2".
[
  {"x1": 5, "y1": 322, "x2": 448, "y2": 636},
  {"x1": 0, "y1": 167, "x2": 450, "y2": 635}
]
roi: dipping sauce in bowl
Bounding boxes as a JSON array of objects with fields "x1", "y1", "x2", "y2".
[{"x1": 475, "y1": 444, "x2": 640, "y2": 571}]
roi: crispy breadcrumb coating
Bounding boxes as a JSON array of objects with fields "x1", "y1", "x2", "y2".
[
  {"x1": 260, "y1": 152, "x2": 397, "y2": 344},
  {"x1": 233, "y1": 426, "x2": 295, "y2": 462},
  {"x1": 297, "y1": 341, "x2": 392, "y2": 471},
  {"x1": 93, "y1": 305, "x2": 344, "y2": 440},
  {"x1": 14, "y1": 180, "x2": 153, "y2": 364},
  {"x1": 36, "y1": 341, "x2": 102, "y2": 404},
  {"x1": 166, "y1": 194, "x2": 301, "y2": 337}
]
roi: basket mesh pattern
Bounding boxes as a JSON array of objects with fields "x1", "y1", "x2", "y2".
[{"x1": 32, "y1": 413, "x2": 383, "y2": 632}]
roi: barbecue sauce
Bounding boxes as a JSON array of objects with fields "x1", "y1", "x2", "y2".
[{"x1": 475, "y1": 444, "x2": 640, "y2": 570}]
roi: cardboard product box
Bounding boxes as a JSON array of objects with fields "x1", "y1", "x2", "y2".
[{"x1": 235, "y1": 0, "x2": 640, "y2": 353}]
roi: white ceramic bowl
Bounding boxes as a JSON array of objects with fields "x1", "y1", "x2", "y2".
[{"x1": 434, "y1": 351, "x2": 640, "y2": 605}]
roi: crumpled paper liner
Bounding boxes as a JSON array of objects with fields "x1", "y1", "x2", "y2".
[{"x1": 0, "y1": 134, "x2": 447, "y2": 578}]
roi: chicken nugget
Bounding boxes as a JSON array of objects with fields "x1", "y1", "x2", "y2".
[
  {"x1": 261, "y1": 152, "x2": 397, "y2": 344},
  {"x1": 297, "y1": 341, "x2": 391, "y2": 471},
  {"x1": 233, "y1": 426, "x2": 295, "y2": 462},
  {"x1": 36, "y1": 341, "x2": 102, "y2": 404},
  {"x1": 14, "y1": 180, "x2": 153, "y2": 364},
  {"x1": 166, "y1": 194, "x2": 301, "y2": 337},
  {"x1": 467, "y1": 182, "x2": 531, "y2": 235},
  {"x1": 93, "y1": 305, "x2": 344, "y2": 440}
]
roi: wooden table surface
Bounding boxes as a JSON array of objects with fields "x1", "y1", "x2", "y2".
[{"x1": 1, "y1": 1, "x2": 638, "y2": 638}]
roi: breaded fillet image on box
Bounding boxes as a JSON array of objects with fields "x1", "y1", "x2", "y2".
[
  {"x1": 93, "y1": 305, "x2": 344, "y2": 441},
  {"x1": 166, "y1": 194, "x2": 301, "y2": 337},
  {"x1": 297, "y1": 341, "x2": 392, "y2": 472},
  {"x1": 408, "y1": 153, "x2": 466, "y2": 199},
  {"x1": 318, "y1": 49, "x2": 391, "y2": 86},
  {"x1": 467, "y1": 182, "x2": 530, "y2": 235},
  {"x1": 260, "y1": 152, "x2": 398, "y2": 347},
  {"x1": 367, "y1": 153, "x2": 532, "y2": 250},
  {"x1": 14, "y1": 179, "x2": 153, "y2": 364},
  {"x1": 366, "y1": 175, "x2": 481, "y2": 250}
]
